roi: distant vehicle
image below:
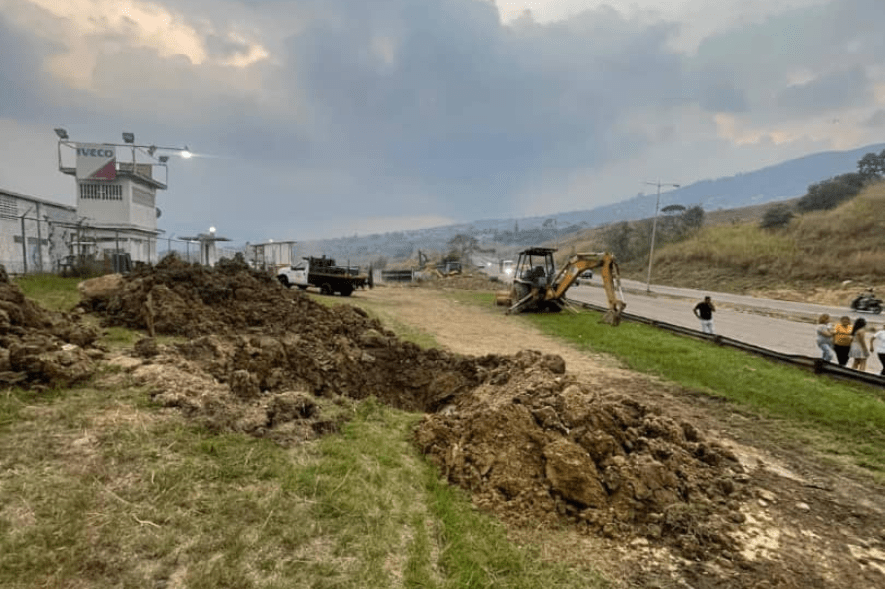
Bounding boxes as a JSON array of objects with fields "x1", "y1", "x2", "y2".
[
  {"x1": 850, "y1": 290, "x2": 883, "y2": 314},
  {"x1": 277, "y1": 255, "x2": 370, "y2": 296},
  {"x1": 579, "y1": 269, "x2": 593, "y2": 279}
]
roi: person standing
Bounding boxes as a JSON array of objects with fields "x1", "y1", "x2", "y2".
[
  {"x1": 849, "y1": 318, "x2": 870, "y2": 371},
  {"x1": 832, "y1": 316, "x2": 854, "y2": 367},
  {"x1": 870, "y1": 324, "x2": 885, "y2": 376},
  {"x1": 815, "y1": 314, "x2": 835, "y2": 363},
  {"x1": 693, "y1": 296, "x2": 716, "y2": 335}
]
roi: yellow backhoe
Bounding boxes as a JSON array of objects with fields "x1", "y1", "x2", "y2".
[{"x1": 496, "y1": 247, "x2": 626, "y2": 325}]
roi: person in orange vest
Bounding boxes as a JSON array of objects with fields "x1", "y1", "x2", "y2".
[{"x1": 832, "y1": 316, "x2": 854, "y2": 367}]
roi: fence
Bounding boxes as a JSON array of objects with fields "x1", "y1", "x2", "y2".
[{"x1": 2, "y1": 214, "x2": 241, "y2": 276}]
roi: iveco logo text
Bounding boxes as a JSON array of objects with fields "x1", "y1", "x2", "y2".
[{"x1": 77, "y1": 148, "x2": 114, "y2": 158}]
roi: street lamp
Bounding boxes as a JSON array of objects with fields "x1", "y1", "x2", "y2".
[
  {"x1": 54, "y1": 128, "x2": 69, "y2": 140},
  {"x1": 644, "y1": 180, "x2": 680, "y2": 293}
]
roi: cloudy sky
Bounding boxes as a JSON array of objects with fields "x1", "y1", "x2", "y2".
[{"x1": 1, "y1": 0, "x2": 883, "y2": 243}]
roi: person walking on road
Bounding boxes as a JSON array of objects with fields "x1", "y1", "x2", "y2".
[
  {"x1": 832, "y1": 316, "x2": 854, "y2": 367},
  {"x1": 849, "y1": 318, "x2": 870, "y2": 371},
  {"x1": 693, "y1": 296, "x2": 716, "y2": 335},
  {"x1": 870, "y1": 324, "x2": 885, "y2": 375},
  {"x1": 815, "y1": 314, "x2": 835, "y2": 363}
]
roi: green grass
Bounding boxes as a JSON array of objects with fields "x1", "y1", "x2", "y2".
[
  {"x1": 518, "y1": 308, "x2": 885, "y2": 474},
  {"x1": 13, "y1": 274, "x2": 82, "y2": 312},
  {"x1": 0, "y1": 386, "x2": 604, "y2": 588}
]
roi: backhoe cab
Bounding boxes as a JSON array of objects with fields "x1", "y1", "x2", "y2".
[{"x1": 500, "y1": 247, "x2": 626, "y2": 325}]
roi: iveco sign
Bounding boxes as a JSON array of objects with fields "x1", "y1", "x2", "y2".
[
  {"x1": 75, "y1": 142, "x2": 117, "y2": 180},
  {"x1": 77, "y1": 147, "x2": 115, "y2": 158}
]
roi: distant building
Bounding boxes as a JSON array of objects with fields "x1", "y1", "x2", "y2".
[
  {"x1": 0, "y1": 187, "x2": 76, "y2": 274},
  {"x1": 59, "y1": 148, "x2": 167, "y2": 266}
]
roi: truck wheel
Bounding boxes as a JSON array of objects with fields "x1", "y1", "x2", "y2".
[
  {"x1": 340, "y1": 284, "x2": 354, "y2": 296},
  {"x1": 277, "y1": 275, "x2": 290, "y2": 288},
  {"x1": 320, "y1": 283, "x2": 333, "y2": 295}
]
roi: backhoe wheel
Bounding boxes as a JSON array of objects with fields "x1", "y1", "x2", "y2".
[
  {"x1": 320, "y1": 283, "x2": 333, "y2": 295},
  {"x1": 277, "y1": 275, "x2": 290, "y2": 288}
]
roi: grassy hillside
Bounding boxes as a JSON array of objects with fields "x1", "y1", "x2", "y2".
[{"x1": 616, "y1": 181, "x2": 885, "y2": 295}]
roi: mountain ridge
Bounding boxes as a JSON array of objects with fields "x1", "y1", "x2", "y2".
[{"x1": 299, "y1": 142, "x2": 885, "y2": 263}]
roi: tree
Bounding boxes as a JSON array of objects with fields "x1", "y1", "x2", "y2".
[
  {"x1": 680, "y1": 206, "x2": 705, "y2": 233},
  {"x1": 796, "y1": 173, "x2": 865, "y2": 212},
  {"x1": 759, "y1": 204, "x2": 794, "y2": 230},
  {"x1": 447, "y1": 233, "x2": 478, "y2": 261},
  {"x1": 857, "y1": 149, "x2": 885, "y2": 181}
]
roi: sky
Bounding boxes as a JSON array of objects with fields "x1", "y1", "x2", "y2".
[{"x1": 1, "y1": 0, "x2": 884, "y2": 243}]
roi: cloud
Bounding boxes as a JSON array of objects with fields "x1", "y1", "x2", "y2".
[
  {"x1": 776, "y1": 67, "x2": 873, "y2": 115},
  {"x1": 1, "y1": 0, "x2": 885, "y2": 242},
  {"x1": 864, "y1": 110, "x2": 885, "y2": 128}
]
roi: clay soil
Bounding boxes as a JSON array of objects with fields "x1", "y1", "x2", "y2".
[{"x1": 63, "y1": 259, "x2": 885, "y2": 587}]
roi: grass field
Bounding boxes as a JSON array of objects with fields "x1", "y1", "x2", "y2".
[{"x1": 1, "y1": 277, "x2": 605, "y2": 588}]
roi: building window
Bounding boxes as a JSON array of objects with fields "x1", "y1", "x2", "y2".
[
  {"x1": 132, "y1": 187, "x2": 155, "y2": 207},
  {"x1": 0, "y1": 194, "x2": 17, "y2": 217},
  {"x1": 80, "y1": 183, "x2": 123, "y2": 200}
]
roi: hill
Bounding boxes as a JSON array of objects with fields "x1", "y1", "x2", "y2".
[
  {"x1": 296, "y1": 142, "x2": 885, "y2": 265},
  {"x1": 619, "y1": 181, "x2": 885, "y2": 300}
]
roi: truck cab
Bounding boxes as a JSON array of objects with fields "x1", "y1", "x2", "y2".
[{"x1": 277, "y1": 261, "x2": 309, "y2": 290}]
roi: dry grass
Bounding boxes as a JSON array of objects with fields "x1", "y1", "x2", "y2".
[{"x1": 623, "y1": 181, "x2": 885, "y2": 292}]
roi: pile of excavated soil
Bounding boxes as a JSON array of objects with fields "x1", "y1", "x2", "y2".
[
  {"x1": 84, "y1": 256, "x2": 749, "y2": 561},
  {"x1": 414, "y1": 357, "x2": 750, "y2": 561},
  {"x1": 0, "y1": 265, "x2": 102, "y2": 388}
]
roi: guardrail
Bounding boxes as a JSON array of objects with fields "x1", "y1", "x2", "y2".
[
  {"x1": 380, "y1": 269, "x2": 415, "y2": 283},
  {"x1": 567, "y1": 298, "x2": 885, "y2": 388}
]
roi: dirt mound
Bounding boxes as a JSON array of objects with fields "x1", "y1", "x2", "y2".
[
  {"x1": 87, "y1": 257, "x2": 749, "y2": 562},
  {"x1": 415, "y1": 360, "x2": 750, "y2": 560},
  {"x1": 0, "y1": 265, "x2": 102, "y2": 387}
]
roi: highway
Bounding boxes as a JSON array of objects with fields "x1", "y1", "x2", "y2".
[{"x1": 565, "y1": 278, "x2": 885, "y2": 376}]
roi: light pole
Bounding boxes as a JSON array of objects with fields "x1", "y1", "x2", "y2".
[{"x1": 644, "y1": 180, "x2": 680, "y2": 293}]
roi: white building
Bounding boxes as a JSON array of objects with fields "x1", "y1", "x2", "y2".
[
  {"x1": 0, "y1": 187, "x2": 76, "y2": 274},
  {"x1": 59, "y1": 143, "x2": 167, "y2": 266}
]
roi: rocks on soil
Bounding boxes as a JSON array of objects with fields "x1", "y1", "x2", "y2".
[{"x1": 0, "y1": 264, "x2": 101, "y2": 387}]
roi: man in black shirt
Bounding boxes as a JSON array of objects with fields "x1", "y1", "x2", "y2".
[{"x1": 693, "y1": 296, "x2": 716, "y2": 334}]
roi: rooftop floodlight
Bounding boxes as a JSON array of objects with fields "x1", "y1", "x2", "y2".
[
  {"x1": 209, "y1": 226, "x2": 216, "y2": 234},
  {"x1": 54, "y1": 128, "x2": 69, "y2": 140},
  {"x1": 181, "y1": 146, "x2": 192, "y2": 159},
  {"x1": 147, "y1": 145, "x2": 157, "y2": 156},
  {"x1": 122, "y1": 132, "x2": 135, "y2": 144},
  {"x1": 158, "y1": 155, "x2": 169, "y2": 163}
]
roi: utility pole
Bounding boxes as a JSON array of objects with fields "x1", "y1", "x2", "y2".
[{"x1": 644, "y1": 180, "x2": 680, "y2": 293}]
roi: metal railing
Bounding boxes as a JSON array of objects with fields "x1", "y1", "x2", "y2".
[{"x1": 568, "y1": 298, "x2": 885, "y2": 388}]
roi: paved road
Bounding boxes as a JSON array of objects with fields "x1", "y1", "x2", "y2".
[{"x1": 568, "y1": 279, "x2": 885, "y2": 375}]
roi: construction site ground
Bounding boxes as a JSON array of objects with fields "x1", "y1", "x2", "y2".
[
  {"x1": 3, "y1": 260, "x2": 885, "y2": 588},
  {"x1": 356, "y1": 284, "x2": 885, "y2": 588}
]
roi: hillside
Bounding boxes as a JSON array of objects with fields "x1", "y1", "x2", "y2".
[
  {"x1": 295, "y1": 143, "x2": 885, "y2": 265},
  {"x1": 620, "y1": 181, "x2": 885, "y2": 300}
]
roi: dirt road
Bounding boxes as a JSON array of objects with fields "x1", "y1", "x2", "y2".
[{"x1": 355, "y1": 285, "x2": 885, "y2": 589}]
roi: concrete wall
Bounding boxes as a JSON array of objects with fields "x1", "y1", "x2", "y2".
[{"x1": 0, "y1": 189, "x2": 76, "y2": 274}]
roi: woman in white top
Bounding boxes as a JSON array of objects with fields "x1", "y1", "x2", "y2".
[{"x1": 870, "y1": 324, "x2": 885, "y2": 376}]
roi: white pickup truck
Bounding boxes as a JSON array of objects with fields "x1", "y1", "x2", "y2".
[{"x1": 277, "y1": 256, "x2": 370, "y2": 296}]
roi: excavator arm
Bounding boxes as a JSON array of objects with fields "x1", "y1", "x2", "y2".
[{"x1": 548, "y1": 252, "x2": 627, "y2": 325}]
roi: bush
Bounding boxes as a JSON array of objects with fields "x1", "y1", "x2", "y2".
[
  {"x1": 759, "y1": 204, "x2": 794, "y2": 230},
  {"x1": 796, "y1": 173, "x2": 865, "y2": 213}
]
